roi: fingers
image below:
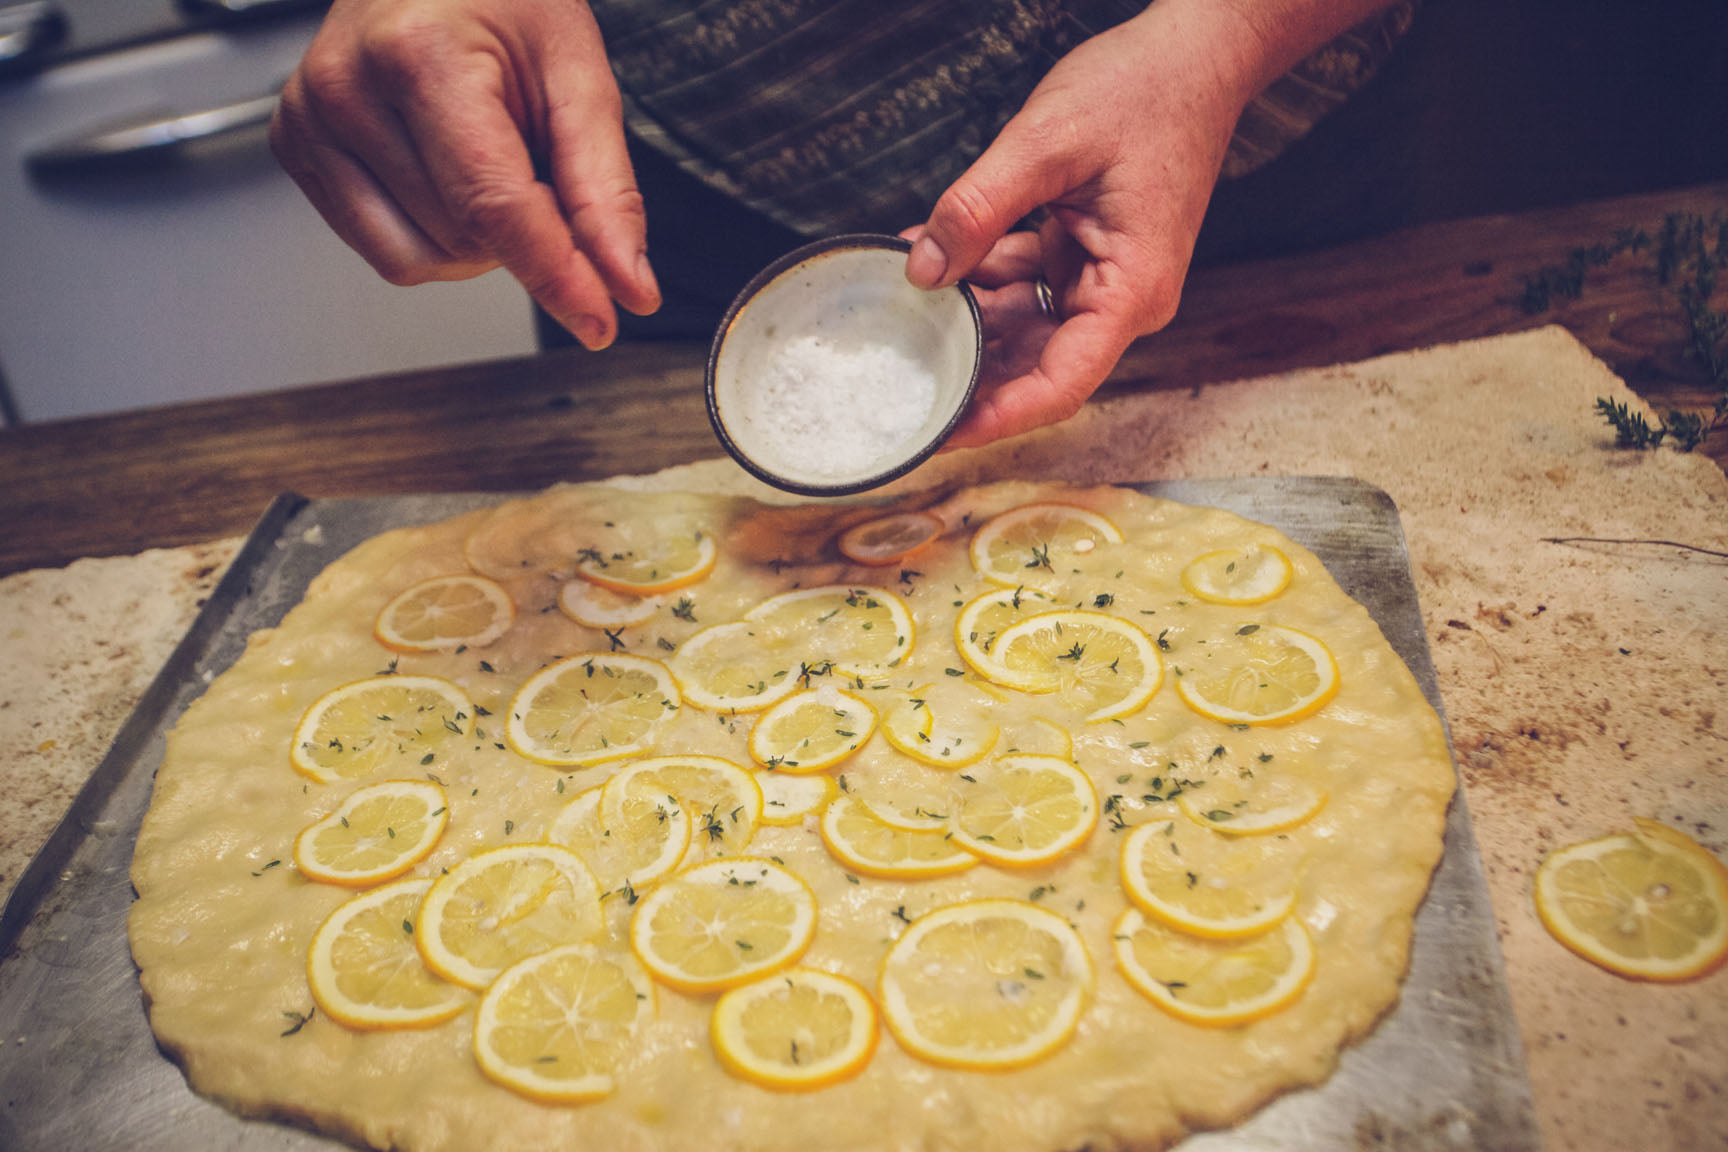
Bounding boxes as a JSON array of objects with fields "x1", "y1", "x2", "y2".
[
  {"x1": 541, "y1": 25, "x2": 660, "y2": 318},
  {"x1": 385, "y1": 60, "x2": 618, "y2": 347},
  {"x1": 271, "y1": 0, "x2": 658, "y2": 350},
  {"x1": 906, "y1": 110, "x2": 1078, "y2": 290},
  {"x1": 946, "y1": 308, "x2": 1136, "y2": 449},
  {"x1": 272, "y1": 73, "x2": 498, "y2": 284},
  {"x1": 960, "y1": 231, "x2": 1045, "y2": 290}
]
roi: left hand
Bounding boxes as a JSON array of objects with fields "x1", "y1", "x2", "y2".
[{"x1": 904, "y1": 0, "x2": 1345, "y2": 447}]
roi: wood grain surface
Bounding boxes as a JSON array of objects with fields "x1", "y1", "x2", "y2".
[{"x1": 2, "y1": 181, "x2": 1724, "y2": 577}]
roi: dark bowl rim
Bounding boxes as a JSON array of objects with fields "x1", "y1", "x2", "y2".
[{"x1": 704, "y1": 232, "x2": 983, "y2": 498}]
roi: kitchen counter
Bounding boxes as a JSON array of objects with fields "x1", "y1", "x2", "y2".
[
  {"x1": 2, "y1": 182, "x2": 1725, "y2": 575},
  {"x1": 2, "y1": 182, "x2": 1725, "y2": 1152}
]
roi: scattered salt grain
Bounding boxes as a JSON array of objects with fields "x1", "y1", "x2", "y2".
[{"x1": 742, "y1": 335, "x2": 938, "y2": 480}]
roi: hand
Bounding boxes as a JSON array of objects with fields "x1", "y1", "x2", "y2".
[
  {"x1": 906, "y1": 0, "x2": 1379, "y2": 447},
  {"x1": 269, "y1": 0, "x2": 659, "y2": 349}
]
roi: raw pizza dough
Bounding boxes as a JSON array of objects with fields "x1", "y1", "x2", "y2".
[{"x1": 129, "y1": 480, "x2": 1454, "y2": 1152}]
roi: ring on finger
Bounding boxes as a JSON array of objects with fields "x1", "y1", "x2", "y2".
[{"x1": 1034, "y1": 276, "x2": 1059, "y2": 321}]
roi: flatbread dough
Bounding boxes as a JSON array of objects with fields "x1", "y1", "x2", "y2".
[{"x1": 129, "y1": 480, "x2": 1454, "y2": 1151}]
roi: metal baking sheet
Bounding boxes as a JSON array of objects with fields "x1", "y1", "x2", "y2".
[{"x1": 0, "y1": 477, "x2": 1541, "y2": 1151}]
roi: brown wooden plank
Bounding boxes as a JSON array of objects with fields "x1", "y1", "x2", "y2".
[{"x1": 2, "y1": 182, "x2": 1723, "y2": 577}]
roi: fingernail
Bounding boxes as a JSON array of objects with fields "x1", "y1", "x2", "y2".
[
  {"x1": 636, "y1": 250, "x2": 662, "y2": 311},
  {"x1": 907, "y1": 234, "x2": 949, "y2": 288},
  {"x1": 574, "y1": 314, "x2": 611, "y2": 350}
]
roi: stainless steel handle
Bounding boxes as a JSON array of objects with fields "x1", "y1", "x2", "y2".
[{"x1": 27, "y1": 91, "x2": 279, "y2": 168}]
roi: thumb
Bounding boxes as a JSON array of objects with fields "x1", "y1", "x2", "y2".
[{"x1": 907, "y1": 113, "x2": 1079, "y2": 290}]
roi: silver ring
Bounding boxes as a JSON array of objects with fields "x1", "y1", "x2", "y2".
[{"x1": 1034, "y1": 276, "x2": 1058, "y2": 321}]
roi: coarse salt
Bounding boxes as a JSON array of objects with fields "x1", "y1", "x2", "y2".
[{"x1": 743, "y1": 335, "x2": 938, "y2": 480}]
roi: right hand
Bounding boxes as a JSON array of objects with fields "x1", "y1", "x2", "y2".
[{"x1": 269, "y1": 0, "x2": 660, "y2": 349}]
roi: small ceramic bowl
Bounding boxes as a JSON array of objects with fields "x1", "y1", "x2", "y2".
[{"x1": 706, "y1": 234, "x2": 982, "y2": 497}]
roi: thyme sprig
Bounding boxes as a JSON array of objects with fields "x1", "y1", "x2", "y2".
[{"x1": 1521, "y1": 211, "x2": 1728, "y2": 451}]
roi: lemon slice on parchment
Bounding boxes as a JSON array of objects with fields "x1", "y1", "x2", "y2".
[{"x1": 1535, "y1": 818, "x2": 1728, "y2": 982}]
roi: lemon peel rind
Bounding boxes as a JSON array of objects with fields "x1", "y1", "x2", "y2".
[
  {"x1": 948, "y1": 754, "x2": 1099, "y2": 869},
  {"x1": 293, "y1": 779, "x2": 450, "y2": 887},
  {"x1": 710, "y1": 968, "x2": 880, "y2": 1092},
  {"x1": 747, "y1": 688, "x2": 878, "y2": 774},
  {"x1": 991, "y1": 609, "x2": 1163, "y2": 722},
  {"x1": 1175, "y1": 785, "x2": 1328, "y2": 837},
  {"x1": 1533, "y1": 820, "x2": 1728, "y2": 983},
  {"x1": 837, "y1": 511, "x2": 944, "y2": 567},
  {"x1": 1179, "y1": 546, "x2": 1294, "y2": 606},
  {"x1": 819, "y1": 797, "x2": 979, "y2": 880},
  {"x1": 373, "y1": 574, "x2": 517, "y2": 653},
  {"x1": 1112, "y1": 908, "x2": 1316, "y2": 1027},
  {"x1": 574, "y1": 531, "x2": 719, "y2": 597},
  {"x1": 1119, "y1": 822, "x2": 1298, "y2": 941},
  {"x1": 628, "y1": 857, "x2": 818, "y2": 996},
  {"x1": 879, "y1": 898, "x2": 1093, "y2": 1071},
  {"x1": 415, "y1": 843, "x2": 604, "y2": 991},
  {"x1": 306, "y1": 878, "x2": 471, "y2": 1032},
  {"x1": 600, "y1": 754, "x2": 763, "y2": 860},
  {"x1": 1173, "y1": 625, "x2": 1339, "y2": 728},
  {"x1": 505, "y1": 652, "x2": 680, "y2": 767},
  {"x1": 473, "y1": 944, "x2": 656, "y2": 1103},
  {"x1": 289, "y1": 675, "x2": 474, "y2": 785},
  {"x1": 967, "y1": 503, "x2": 1126, "y2": 588}
]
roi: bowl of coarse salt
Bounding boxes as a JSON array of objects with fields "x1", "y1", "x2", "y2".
[{"x1": 706, "y1": 234, "x2": 982, "y2": 496}]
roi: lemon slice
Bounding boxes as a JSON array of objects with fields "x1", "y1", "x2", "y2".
[
  {"x1": 290, "y1": 675, "x2": 473, "y2": 784},
  {"x1": 879, "y1": 899, "x2": 1092, "y2": 1070},
  {"x1": 991, "y1": 610, "x2": 1162, "y2": 721},
  {"x1": 748, "y1": 686, "x2": 877, "y2": 773},
  {"x1": 416, "y1": 844, "x2": 604, "y2": 990},
  {"x1": 1176, "y1": 771, "x2": 1326, "y2": 836},
  {"x1": 1174, "y1": 624, "x2": 1339, "y2": 726},
  {"x1": 558, "y1": 581, "x2": 665, "y2": 629},
  {"x1": 374, "y1": 574, "x2": 516, "y2": 652},
  {"x1": 1000, "y1": 716, "x2": 1075, "y2": 760},
  {"x1": 669, "y1": 621, "x2": 802, "y2": 713},
  {"x1": 968, "y1": 502, "x2": 1123, "y2": 588},
  {"x1": 879, "y1": 681, "x2": 999, "y2": 769},
  {"x1": 1535, "y1": 818, "x2": 1728, "y2": 982},
  {"x1": 847, "y1": 756, "x2": 960, "y2": 832},
  {"x1": 1179, "y1": 546, "x2": 1294, "y2": 605},
  {"x1": 819, "y1": 796, "x2": 978, "y2": 879},
  {"x1": 629, "y1": 858, "x2": 818, "y2": 995},
  {"x1": 949, "y1": 755, "x2": 1098, "y2": 867},
  {"x1": 1113, "y1": 908, "x2": 1316, "y2": 1026},
  {"x1": 837, "y1": 511, "x2": 943, "y2": 567},
  {"x1": 506, "y1": 653, "x2": 679, "y2": 767},
  {"x1": 745, "y1": 585, "x2": 914, "y2": 679},
  {"x1": 711, "y1": 968, "x2": 879, "y2": 1092},
  {"x1": 306, "y1": 877, "x2": 470, "y2": 1030},
  {"x1": 545, "y1": 785, "x2": 691, "y2": 897},
  {"x1": 575, "y1": 529, "x2": 718, "y2": 595},
  {"x1": 602, "y1": 755, "x2": 762, "y2": 860},
  {"x1": 757, "y1": 772, "x2": 837, "y2": 826},
  {"x1": 1120, "y1": 819, "x2": 1300, "y2": 939},
  {"x1": 474, "y1": 944, "x2": 655, "y2": 1103},
  {"x1": 954, "y1": 586, "x2": 1055, "y2": 679},
  {"x1": 293, "y1": 779, "x2": 449, "y2": 887}
]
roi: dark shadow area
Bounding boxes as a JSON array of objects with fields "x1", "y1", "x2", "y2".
[{"x1": 1196, "y1": 0, "x2": 1728, "y2": 266}]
